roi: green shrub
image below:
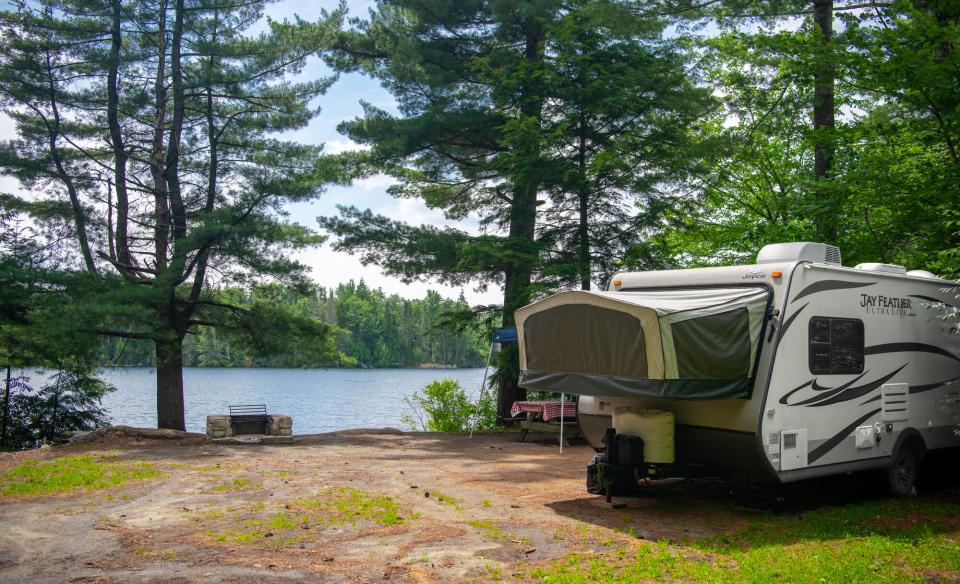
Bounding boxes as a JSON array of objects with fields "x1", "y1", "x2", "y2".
[
  {"x1": 3, "y1": 368, "x2": 112, "y2": 450},
  {"x1": 401, "y1": 378, "x2": 496, "y2": 432}
]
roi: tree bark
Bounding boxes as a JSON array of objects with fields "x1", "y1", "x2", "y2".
[
  {"x1": 108, "y1": 0, "x2": 132, "y2": 269},
  {"x1": 39, "y1": 42, "x2": 95, "y2": 273},
  {"x1": 150, "y1": 0, "x2": 170, "y2": 273},
  {"x1": 152, "y1": 0, "x2": 189, "y2": 432},
  {"x1": 164, "y1": 0, "x2": 187, "y2": 241},
  {"x1": 155, "y1": 336, "x2": 185, "y2": 431},
  {"x1": 812, "y1": 0, "x2": 837, "y2": 244},
  {"x1": 496, "y1": 22, "x2": 545, "y2": 422},
  {"x1": 1, "y1": 366, "x2": 11, "y2": 448},
  {"x1": 577, "y1": 110, "x2": 590, "y2": 291}
]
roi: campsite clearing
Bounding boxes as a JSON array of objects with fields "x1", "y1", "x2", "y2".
[{"x1": 0, "y1": 428, "x2": 958, "y2": 583}]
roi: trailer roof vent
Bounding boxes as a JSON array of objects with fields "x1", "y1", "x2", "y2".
[
  {"x1": 906, "y1": 269, "x2": 938, "y2": 279},
  {"x1": 756, "y1": 242, "x2": 842, "y2": 266},
  {"x1": 854, "y1": 262, "x2": 907, "y2": 275}
]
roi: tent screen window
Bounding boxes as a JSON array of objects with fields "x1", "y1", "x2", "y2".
[{"x1": 808, "y1": 317, "x2": 864, "y2": 375}]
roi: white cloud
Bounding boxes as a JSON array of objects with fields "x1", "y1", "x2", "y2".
[
  {"x1": 355, "y1": 174, "x2": 397, "y2": 192},
  {"x1": 295, "y1": 180, "x2": 498, "y2": 304},
  {"x1": 324, "y1": 138, "x2": 369, "y2": 155},
  {"x1": 295, "y1": 244, "x2": 502, "y2": 305}
]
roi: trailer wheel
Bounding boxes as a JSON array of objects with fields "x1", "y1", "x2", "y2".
[{"x1": 887, "y1": 441, "x2": 920, "y2": 497}]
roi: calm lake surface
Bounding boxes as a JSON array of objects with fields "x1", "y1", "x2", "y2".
[{"x1": 96, "y1": 367, "x2": 488, "y2": 434}]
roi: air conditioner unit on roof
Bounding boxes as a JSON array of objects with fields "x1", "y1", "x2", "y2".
[{"x1": 756, "y1": 242, "x2": 842, "y2": 266}]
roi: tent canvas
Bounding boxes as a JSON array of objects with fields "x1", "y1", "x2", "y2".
[
  {"x1": 492, "y1": 327, "x2": 518, "y2": 343},
  {"x1": 516, "y1": 287, "x2": 769, "y2": 399}
]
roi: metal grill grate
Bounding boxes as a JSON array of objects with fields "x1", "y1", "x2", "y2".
[{"x1": 229, "y1": 404, "x2": 267, "y2": 435}]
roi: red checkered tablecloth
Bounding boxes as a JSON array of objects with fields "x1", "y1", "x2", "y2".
[{"x1": 510, "y1": 400, "x2": 577, "y2": 422}]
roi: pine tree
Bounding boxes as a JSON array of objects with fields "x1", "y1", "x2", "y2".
[
  {"x1": 0, "y1": 0, "x2": 345, "y2": 429},
  {"x1": 322, "y1": 0, "x2": 558, "y2": 419},
  {"x1": 536, "y1": 0, "x2": 714, "y2": 290}
]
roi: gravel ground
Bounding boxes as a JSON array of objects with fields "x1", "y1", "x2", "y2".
[{"x1": 1, "y1": 427, "x2": 950, "y2": 583}]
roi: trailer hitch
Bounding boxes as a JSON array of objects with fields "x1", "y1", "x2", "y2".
[{"x1": 586, "y1": 428, "x2": 646, "y2": 497}]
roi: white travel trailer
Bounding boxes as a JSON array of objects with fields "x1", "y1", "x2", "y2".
[{"x1": 515, "y1": 243, "x2": 960, "y2": 496}]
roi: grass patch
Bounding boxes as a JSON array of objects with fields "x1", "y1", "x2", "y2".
[
  {"x1": 469, "y1": 520, "x2": 533, "y2": 546},
  {"x1": 134, "y1": 546, "x2": 181, "y2": 561},
  {"x1": 203, "y1": 487, "x2": 413, "y2": 548},
  {"x1": 296, "y1": 486, "x2": 408, "y2": 526},
  {"x1": 430, "y1": 491, "x2": 461, "y2": 509},
  {"x1": 0, "y1": 455, "x2": 160, "y2": 497},
  {"x1": 211, "y1": 478, "x2": 260, "y2": 492},
  {"x1": 530, "y1": 496, "x2": 960, "y2": 583},
  {"x1": 470, "y1": 520, "x2": 510, "y2": 541},
  {"x1": 484, "y1": 563, "x2": 504, "y2": 581}
]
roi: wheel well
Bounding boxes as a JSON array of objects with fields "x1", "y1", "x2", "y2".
[{"x1": 893, "y1": 429, "x2": 927, "y2": 462}]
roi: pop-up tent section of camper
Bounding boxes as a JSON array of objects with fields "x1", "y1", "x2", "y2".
[{"x1": 516, "y1": 287, "x2": 769, "y2": 399}]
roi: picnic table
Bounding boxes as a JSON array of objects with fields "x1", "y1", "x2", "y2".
[
  {"x1": 510, "y1": 400, "x2": 581, "y2": 445},
  {"x1": 510, "y1": 400, "x2": 578, "y2": 422}
]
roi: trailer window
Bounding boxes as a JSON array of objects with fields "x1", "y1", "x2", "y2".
[
  {"x1": 672, "y1": 307, "x2": 752, "y2": 379},
  {"x1": 808, "y1": 317, "x2": 864, "y2": 375},
  {"x1": 523, "y1": 304, "x2": 648, "y2": 378}
]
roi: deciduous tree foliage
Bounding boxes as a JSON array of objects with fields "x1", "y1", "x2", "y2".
[
  {"x1": 656, "y1": 0, "x2": 960, "y2": 275},
  {"x1": 0, "y1": 0, "x2": 346, "y2": 429}
]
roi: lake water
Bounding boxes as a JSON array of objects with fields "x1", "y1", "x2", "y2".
[{"x1": 95, "y1": 367, "x2": 488, "y2": 434}]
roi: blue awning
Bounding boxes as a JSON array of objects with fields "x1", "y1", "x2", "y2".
[{"x1": 492, "y1": 327, "x2": 517, "y2": 344}]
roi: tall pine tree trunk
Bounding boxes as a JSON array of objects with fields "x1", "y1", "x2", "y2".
[
  {"x1": 496, "y1": 23, "x2": 545, "y2": 422},
  {"x1": 1, "y1": 366, "x2": 10, "y2": 448},
  {"x1": 498, "y1": 258, "x2": 533, "y2": 422},
  {"x1": 577, "y1": 110, "x2": 590, "y2": 291},
  {"x1": 155, "y1": 336, "x2": 185, "y2": 431},
  {"x1": 108, "y1": 0, "x2": 132, "y2": 270},
  {"x1": 812, "y1": 0, "x2": 837, "y2": 243}
]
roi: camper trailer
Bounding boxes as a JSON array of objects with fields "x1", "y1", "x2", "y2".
[{"x1": 515, "y1": 243, "x2": 960, "y2": 496}]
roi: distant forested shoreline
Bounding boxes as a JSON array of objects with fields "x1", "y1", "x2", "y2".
[{"x1": 99, "y1": 281, "x2": 487, "y2": 369}]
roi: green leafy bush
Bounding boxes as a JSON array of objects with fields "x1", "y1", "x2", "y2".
[
  {"x1": 3, "y1": 368, "x2": 112, "y2": 450},
  {"x1": 401, "y1": 378, "x2": 496, "y2": 432}
]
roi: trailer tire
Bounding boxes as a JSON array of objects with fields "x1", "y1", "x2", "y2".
[{"x1": 887, "y1": 439, "x2": 922, "y2": 497}]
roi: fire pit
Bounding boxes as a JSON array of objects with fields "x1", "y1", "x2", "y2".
[
  {"x1": 229, "y1": 404, "x2": 268, "y2": 435},
  {"x1": 206, "y1": 408, "x2": 293, "y2": 440}
]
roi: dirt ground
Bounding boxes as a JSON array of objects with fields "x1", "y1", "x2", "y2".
[{"x1": 0, "y1": 428, "x2": 952, "y2": 583}]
